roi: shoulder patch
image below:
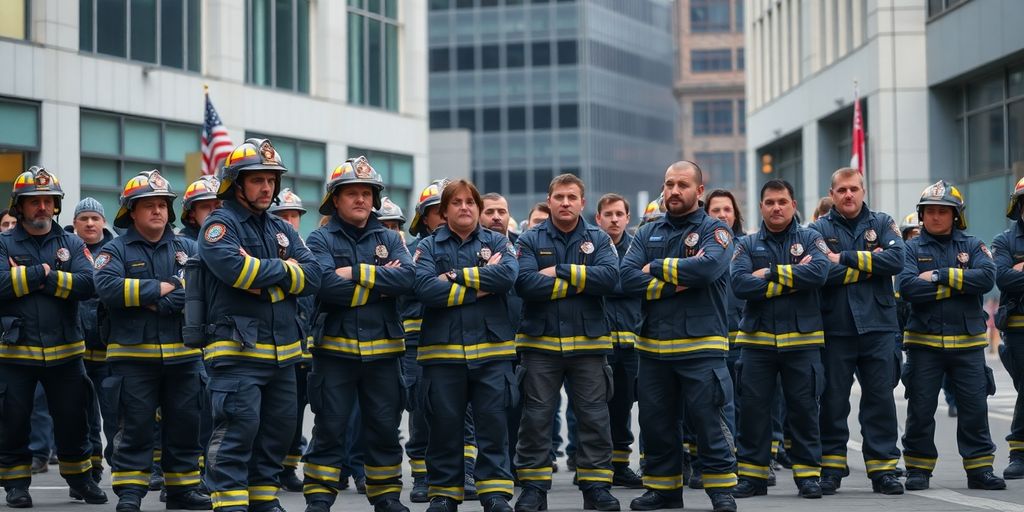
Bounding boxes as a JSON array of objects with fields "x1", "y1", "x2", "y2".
[
  {"x1": 204, "y1": 223, "x2": 227, "y2": 243},
  {"x1": 815, "y1": 239, "x2": 829, "y2": 254},
  {"x1": 714, "y1": 228, "x2": 731, "y2": 248},
  {"x1": 890, "y1": 220, "x2": 900, "y2": 235},
  {"x1": 94, "y1": 252, "x2": 111, "y2": 270}
]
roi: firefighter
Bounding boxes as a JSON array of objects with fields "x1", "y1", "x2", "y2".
[
  {"x1": 179, "y1": 176, "x2": 221, "y2": 241},
  {"x1": 899, "y1": 180, "x2": 1004, "y2": 491},
  {"x1": 0, "y1": 167, "x2": 108, "y2": 507},
  {"x1": 94, "y1": 170, "x2": 209, "y2": 511},
  {"x1": 994, "y1": 176, "x2": 1024, "y2": 480}
]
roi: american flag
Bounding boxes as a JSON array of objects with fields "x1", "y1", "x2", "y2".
[{"x1": 201, "y1": 92, "x2": 232, "y2": 175}]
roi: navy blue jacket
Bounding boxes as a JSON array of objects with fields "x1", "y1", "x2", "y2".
[
  {"x1": 94, "y1": 226, "x2": 199, "y2": 364},
  {"x1": 993, "y1": 221, "x2": 1024, "y2": 334},
  {"x1": 808, "y1": 206, "x2": 904, "y2": 336},
  {"x1": 197, "y1": 200, "x2": 321, "y2": 368},
  {"x1": 514, "y1": 218, "x2": 618, "y2": 355},
  {"x1": 604, "y1": 232, "x2": 641, "y2": 348},
  {"x1": 179, "y1": 224, "x2": 200, "y2": 241},
  {"x1": 899, "y1": 229, "x2": 994, "y2": 350},
  {"x1": 0, "y1": 221, "x2": 95, "y2": 366},
  {"x1": 63, "y1": 225, "x2": 116, "y2": 361},
  {"x1": 306, "y1": 214, "x2": 413, "y2": 361},
  {"x1": 730, "y1": 220, "x2": 829, "y2": 350},
  {"x1": 414, "y1": 224, "x2": 518, "y2": 366},
  {"x1": 726, "y1": 235, "x2": 746, "y2": 339},
  {"x1": 398, "y1": 236, "x2": 426, "y2": 347},
  {"x1": 621, "y1": 209, "x2": 734, "y2": 359}
]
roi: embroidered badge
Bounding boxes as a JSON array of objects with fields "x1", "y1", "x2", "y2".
[
  {"x1": 375, "y1": 244, "x2": 389, "y2": 259},
  {"x1": 176, "y1": 251, "x2": 189, "y2": 265},
  {"x1": 685, "y1": 233, "x2": 700, "y2": 247},
  {"x1": 714, "y1": 228, "x2": 731, "y2": 248},
  {"x1": 276, "y1": 232, "x2": 290, "y2": 248},
  {"x1": 815, "y1": 239, "x2": 829, "y2": 254},
  {"x1": 580, "y1": 241, "x2": 594, "y2": 254},
  {"x1": 204, "y1": 223, "x2": 227, "y2": 243},
  {"x1": 94, "y1": 253, "x2": 111, "y2": 270},
  {"x1": 957, "y1": 252, "x2": 969, "y2": 264},
  {"x1": 479, "y1": 246, "x2": 492, "y2": 261},
  {"x1": 864, "y1": 229, "x2": 877, "y2": 242},
  {"x1": 790, "y1": 243, "x2": 804, "y2": 256},
  {"x1": 56, "y1": 248, "x2": 70, "y2": 262}
]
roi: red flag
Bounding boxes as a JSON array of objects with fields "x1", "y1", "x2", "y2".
[
  {"x1": 201, "y1": 89, "x2": 233, "y2": 175},
  {"x1": 850, "y1": 84, "x2": 865, "y2": 175}
]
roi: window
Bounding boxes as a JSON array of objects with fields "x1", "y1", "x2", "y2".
[
  {"x1": 482, "y1": 170, "x2": 502, "y2": 194},
  {"x1": 246, "y1": 131, "x2": 326, "y2": 235},
  {"x1": 557, "y1": 40, "x2": 577, "y2": 65},
  {"x1": 533, "y1": 105, "x2": 552, "y2": 129},
  {"x1": 430, "y1": 48, "x2": 451, "y2": 72},
  {"x1": 694, "y1": 152, "x2": 737, "y2": 189},
  {"x1": 0, "y1": 0, "x2": 27, "y2": 39},
  {"x1": 79, "y1": 110, "x2": 200, "y2": 227},
  {"x1": 247, "y1": 0, "x2": 310, "y2": 93},
  {"x1": 691, "y1": 49, "x2": 732, "y2": 72},
  {"x1": 430, "y1": 110, "x2": 451, "y2": 129},
  {"x1": 690, "y1": 0, "x2": 730, "y2": 33},
  {"x1": 928, "y1": 0, "x2": 967, "y2": 18},
  {"x1": 736, "y1": 48, "x2": 744, "y2": 70},
  {"x1": 483, "y1": 108, "x2": 502, "y2": 132},
  {"x1": 348, "y1": 1, "x2": 400, "y2": 109},
  {"x1": 506, "y1": 43, "x2": 525, "y2": 68},
  {"x1": 734, "y1": 0, "x2": 743, "y2": 31},
  {"x1": 738, "y1": 99, "x2": 746, "y2": 134},
  {"x1": 429, "y1": 0, "x2": 449, "y2": 9},
  {"x1": 457, "y1": 108, "x2": 476, "y2": 131},
  {"x1": 693, "y1": 100, "x2": 733, "y2": 135},
  {"x1": 481, "y1": 45, "x2": 500, "y2": 69},
  {"x1": 0, "y1": 98, "x2": 40, "y2": 210},
  {"x1": 959, "y1": 66, "x2": 1024, "y2": 177},
  {"x1": 79, "y1": 0, "x2": 200, "y2": 71},
  {"x1": 508, "y1": 106, "x2": 526, "y2": 131},
  {"x1": 509, "y1": 169, "x2": 527, "y2": 194},
  {"x1": 533, "y1": 168, "x2": 553, "y2": 193},
  {"x1": 457, "y1": 46, "x2": 476, "y2": 70},
  {"x1": 532, "y1": 42, "x2": 551, "y2": 66},
  {"x1": 558, "y1": 103, "x2": 578, "y2": 128},
  {"x1": 456, "y1": 0, "x2": 474, "y2": 7}
]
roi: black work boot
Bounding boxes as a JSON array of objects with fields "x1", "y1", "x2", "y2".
[
  {"x1": 796, "y1": 478, "x2": 822, "y2": 499},
  {"x1": 732, "y1": 478, "x2": 766, "y2": 498},
  {"x1": 426, "y1": 496, "x2": 459, "y2": 512},
  {"x1": 464, "y1": 473, "x2": 478, "y2": 500},
  {"x1": 482, "y1": 495, "x2": 513, "y2": 512},
  {"x1": 688, "y1": 468, "x2": 703, "y2": 489},
  {"x1": 374, "y1": 496, "x2": 411, "y2": 512},
  {"x1": 612, "y1": 465, "x2": 643, "y2": 489},
  {"x1": 1005, "y1": 458, "x2": 1024, "y2": 480},
  {"x1": 871, "y1": 474, "x2": 904, "y2": 495},
  {"x1": 5, "y1": 488, "x2": 32, "y2": 509},
  {"x1": 69, "y1": 480, "x2": 109, "y2": 504},
  {"x1": 583, "y1": 487, "x2": 620, "y2": 511},
  {"x1": 967, "y1": 470, "x2": 1006, "y2": 490},
  {"x1": 115, "y1": 493, "x2": 141, "y2": 512},
  {"x1": 279, "y1": 467, "x2": 304, "y2": 492},
  {"x1": 709, "y1": 492, "x2": 737, "y2": 512},
  {"x1": 628, "y1": 490, "x2": 682, "y2": 511},
  {"x1": 904, "y1": 470, "x2": 930, "y2": 491},
  {"x1": 819, "y1": 474, "x2": 840, "y2": 495},
  {"x1": 410, "y1": 475, "x2": 429, "y2": 503},
  {"x1": 514, "y1": 487, "x2": 547, "y2": 512},
  {"x1": 165, "y1": 488, "x2": 213, "y2": 510}
]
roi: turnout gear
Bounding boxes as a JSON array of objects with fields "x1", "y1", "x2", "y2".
[
  {"x1": 899, "y1": 190, "x2": 1001, "y2": 485},
  {"x1": 808, "y1": 206, "x2": 904, "y2": 484},
  {"x1": 318, "y1": 156, "x2": 384, "y2": 215},
  {"x1": 730, "y1": 220, "x2": 829, "y2": 492},
  {"x1": 620, "y1": 209, "x2": 737, "y2": 499},
  {"x1": 114, "y1": 170, "x2": 177, "y2": 229}
]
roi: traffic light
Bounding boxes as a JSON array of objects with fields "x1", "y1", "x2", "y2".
[{"x1": 761, "y1": 153, "x2": 773, "y2": 174}]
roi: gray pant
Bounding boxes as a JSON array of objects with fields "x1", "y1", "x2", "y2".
[{"x1": 514, "y1": 351, "x2": 612, "y2": 491}]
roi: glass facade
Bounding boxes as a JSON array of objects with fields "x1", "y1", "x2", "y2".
[
  {"x1": 246, "y1": 132, "x2": 325, "y2": 236},
  {"x1": 79, "y1": 110, "x2": 200, "y2": 225},
  {"x1": 428, "y1": 0, "x2": 677, "y2": 217},
  {"x1": 246, "y1": 0, "x2": 310, "y2": 93},
  {"x1": 0, "y1": 97, "x2": 39, "y2": 213},
  {"x1": 80, "y1": 0, "x2": 201, "y2": 72},
  {"x1": 348, "y1": 0, "x2": 400, "y2": 110}
]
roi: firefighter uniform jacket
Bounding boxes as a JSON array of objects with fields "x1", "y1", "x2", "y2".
[
  {"x1": 620, "y1": 209, "x2": 734, "y2": 359},
  {"x1": 993, "y1": 221, "x2": 1024, "y2": 333},
  {"x1": 93, "y1": 226, "x2": 200, "y2": 363},
  {"x1": 898, "y1": 229, "x2": 994, "y2": 350},
  {"x1": 197, "y1": 200, "x2": 321, "y2": 367},
  {"x1": 305, "y1": 213, "x2": 413, "y2": 361},
  {"x1": 730, "y1": 220, "x2": 829, "y2": 350},
  {"x1": 413, "y1": 224, "x2": 518, "y2": 366},
  {"x1": 0, "y1": 221, "x2": 95, "y2": 366},
  {"x1": 605, "y1": 232, "x2": 641, "y2": 347},
  {"x1": 514, "y1": 218, "x2": 618, "y2": 355}
]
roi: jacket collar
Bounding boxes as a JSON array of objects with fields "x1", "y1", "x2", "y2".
[{"x1": 434, "y1": 223, "x2": 483, "y2": 243}]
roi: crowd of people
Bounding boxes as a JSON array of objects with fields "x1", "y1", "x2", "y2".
[{"x1": 0, "y1": 138, "x2": 1022, "y2": 512}]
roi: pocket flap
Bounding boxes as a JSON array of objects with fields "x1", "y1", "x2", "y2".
[
  {"x1": 0, "y1": 316, "x2": 22, "y2": 344},
  {"x1": 229, "y1": 316, "x2": 260, "y2": 344},
  {"x1": 206, "y1": 378, "x2": 241, "y2": 393}
]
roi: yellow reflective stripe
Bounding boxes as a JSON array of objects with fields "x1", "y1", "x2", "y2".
[
  {"x1": 642, "y1": 473, "x2": 683, "y2": 490},
  {"x1": 403, "y1": 318, "x2": 422, "y2": 332},
  {"x1": 576, "y1": 467, "x2": 613, "y2": 482},
  {"x1": 515, "y1": 334, "x2": 613, "y2": 352},
  {"x1": 165, "y1": 470, "x2": 202, "y2": 486},
  {"x1": 864, "y1": 459, "x2": 898, "y2": 474},
  {"x1": 516, "y1": 467, "x2": 552, "y2": 481},
  {"x1": 409, "y1": 458, "x2": 427, "y2": 473},
  {"x1": 702, "y1": 473, "x2": 738, "y2": 488},
  {"x1": 286, "y1": 261, "x2": 305, "y2": 294},
  {"x1": 55, "y1": 270, "x2": 73, "y2": 298},
  {"x1": 843, "y1": 268, "x2": 861, "y2": 284},
  {"x1": 350, "y1": 284, "x2": 369, "y2": 307},
  {"x1": 58, "y1": 458, "x2": 92, "y2": 475},
  {"x1": 735, "y1": 331, "x2": 824, "y2": 348},
  {"x1": 123, "y1": 278, "x2": 140, "y2": 307},
  {"x1": 792, "y1": 464, "x2": 820, "y2": 478},
  {"x1": 0, "y1": 340, "x2": 85, "y2": 362},
  {"x1": 776, "y1": 264, "x2": 793, "y2": 287},
  {"x1": 106, "y1": 343, "x2": 202, "y2": 360},
  {"x1": 1007, "y1": 315, "x2": 1024, "y2": 329},
  {"x1": 204, "y1": 340, "x2": 303, "y2": 362},
  {"x1": 0, "y1": 464, "x2": 31, "y2": 480},
  {"x1": 211, "y1": 490, "x2": 249, "y2": 508},
  {"x1": 904, "y1": 455, "x2": 936, "y2": 470},
  {"x1": 935, "y1": 284, "x2": 952, "y2": 300},
  {"x1": 949, "y1": 268, "x2": 964, "y2": 290},
  {"x1": 569, "y1": 264, "x2": 587, "y2": 291},
  {"x1": 857, "y1": 251, "x2": 873, "y2": 273},
  {"x1": 11, "y1": 266, "x2": 28, "y2": 297},
  {"x1": 303, "y1": 462, "x2": 342, "y2": 481},
  {"x1": 645, "y1": 278, "x2": 666, "y2": 300},
  {"x1": 550, "y1": 277, "x2": 569, "y2": 299},
  {"x1": 462, "y1": 267, "x2": 481, "y2": 289},
  {"x1": 659, "y1": 258, "x2": 679, "y2": 285},
  {"x1": 902, "y1": 331, "x2": 988, "y2": 350},
  {"x1": 737, "y1": 463, "x2": 769, "y2": 479},
  {"x1": 636, "y1": 336, "x2": 729, "y2": 355},
  {"x1": 364, "y1": 464, "x2": 402, "y2": 479},
  {"x1": 267, "y1": 286, "x2": 286, "y2": 303},
  {"x1": 365, "y1": 484, "x2": 402, "y2": 498},
  {"x1": 963, "y1": 455, "x2": 995, "y2": 470},
  {"x1": 302, "y1": 483, "x2": 336, "y2": 495},
  {"x1": 282, "y1": 454, "x2": 301, "y2": 468},
  {"x1": 475, "y1": 479, "x2": 514, "y2": 495},
  {"x1": 1009, "y1": 440, "x2": 1024, "y2": 452},
  {"x1": 611, "y1": 450, "x2": 631, "y2": 463},
  {"x1": 232, "y1": 255, "x2": 260, "y2": 289},
  {"x1": 248, "y1": 485, "x2": 279, "y2": 502},
  {"x1": 821, "y1": 454, "x2": 847, "y2": 469},
  {"x1": 765, "y1": 281, "x2": 784, "y2": 298},
  {"x1": 463, "y1": 444, "x2": 478, "y2": 459},
  {"x1": 447, "y1": 283, "x2": 468, "y2": 306},
  {"x1": 111, "y1": 470, "x2": 149, "y2": 486},
  {"x1": 317, "y1": 336, "x2": 405, "y2": 357},
  {"x1": 417, "y1": 341, "x2": 517, "y2": 361},
  {"x1": 611, "y1": 331, "x2": 636, "y2": 346},
  {"x1": 428, "y1": 486, "x2": 465, "y2": 500},
  {"x1": 359, "y1": 263, "x2": 377, "y2": 290}
]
